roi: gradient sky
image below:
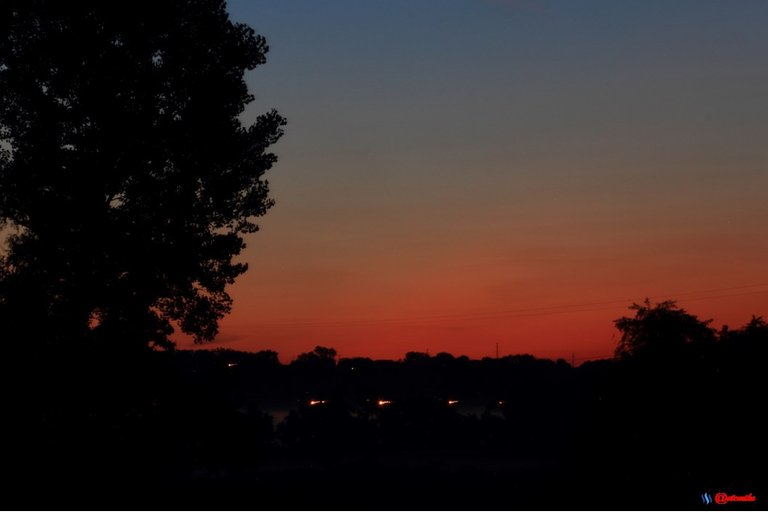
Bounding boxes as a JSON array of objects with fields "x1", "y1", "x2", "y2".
[{"x1": 178, "y1": 0, "x2": 768, "y2": 362}]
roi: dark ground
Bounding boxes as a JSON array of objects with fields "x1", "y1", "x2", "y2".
[{"x1": 2, "y1": 342, "x2": 765, "y2": 510}]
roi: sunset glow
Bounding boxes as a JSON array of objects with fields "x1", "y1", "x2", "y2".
[{"x1": 175, "y1": 0, "x2": 768, "y2": 363}]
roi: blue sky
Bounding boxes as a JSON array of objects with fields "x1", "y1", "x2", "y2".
[{"x1": 202, "y1": 0, "x2": 768, "y2": 361}]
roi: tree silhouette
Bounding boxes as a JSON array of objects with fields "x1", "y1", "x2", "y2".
[
  {"x1": 0, "y1": 1, "x2": 285, "y2": 349},
  {"x1": 613, "y1": 299, "x2": 715, "y2": 358},
  {"x1": 295, "y1": 345, "x2": 337, "y2": 363},
  {"x1": 294, "y1": 346, "x2": 338, "y2": 371}
]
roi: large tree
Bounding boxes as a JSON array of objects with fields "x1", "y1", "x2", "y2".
[
  {"x1": 613, "y1": 299, "x2": 715, "y2": 359},
  {"x1": 0, "y1": 0, "x2": 285, "y2": 350}
]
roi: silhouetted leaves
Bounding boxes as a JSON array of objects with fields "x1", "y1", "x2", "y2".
[
  {"x1": 0, "y1": 0, "x2": 285, "y2": 350},
  {"x1": 614, "y1": 299, "x2": 716, "y2": 359}
]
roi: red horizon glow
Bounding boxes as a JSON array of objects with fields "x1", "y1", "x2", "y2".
[
  {"x1": 171, "y1": 1, "x2": 768, "y2": 364},
  {"x1": 176, "y1": 280, "x2": 768, "y2": 363}
]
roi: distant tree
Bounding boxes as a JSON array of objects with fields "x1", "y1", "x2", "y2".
[
  {"x1": 292, "y1": 346, "x2": 337, "y2": 389},
  {"x1": 313, "y1": 346, "x2": 337, "y2": 362},
  {"x1": 0, "y1": 1, "x2": 285, "y2": 350},
  {"x1": 613, "y1": 299, "x2": 715, "y2": 358},
  {"x1": 295, "y1": 346, "x2": 337, "y2": 366},
  {"x1": 720, "y1": 315, "x2": 768, "y2": 357},
  {"x1": 739, "y1": 315, "x2": 768, "y2": 338},
  {"x1": 338, "y1": 356, "x2": 373, "y2": 371},
  {"x1": 404, "y1": 351, "x2": 430, "y2": 364},
  {"x1": 253, "y1": 349, "x2": 281, "y2": 367}
]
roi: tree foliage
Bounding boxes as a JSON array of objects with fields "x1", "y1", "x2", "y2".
[
  {"x1": 295, "y1": 346, "x2": 338, "y2": 366},
  {"x1": 613, "y1": 299, "x2": 715, "y2": 358},
  {"x1": 0, "y1": 0, "x2": 285, "y2": 349}
]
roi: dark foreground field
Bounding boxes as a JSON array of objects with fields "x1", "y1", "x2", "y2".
[
  {"x1": 3, "y1": 334, "x2": 764, "y2": 510},
  {"x1": 5, "y1": 442, "x2": 761, "y2": 510}
]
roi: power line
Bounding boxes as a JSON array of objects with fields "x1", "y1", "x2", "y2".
[
  {"x1": 255, "y1": 283, "x2": 768, "y2": 328},
  {"x1": 262, "y1": 286, "x2": 768, "y2": 327}
]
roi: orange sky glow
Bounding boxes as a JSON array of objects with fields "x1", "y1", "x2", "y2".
[{"x1": 179, "y1": 1, "x2": 768, "y2": 362}]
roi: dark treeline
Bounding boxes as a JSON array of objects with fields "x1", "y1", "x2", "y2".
[{"x1": 4, "y1": 301, "x2": 765, "y2": 509}]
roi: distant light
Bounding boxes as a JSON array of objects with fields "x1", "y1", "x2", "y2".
[
  {"x1": 227, "y1": 363, "x2": 237, "y2": 368},
  {"x1": 377, "y1": 400, "x2": 392, "y2": 407},
  {"x1": 448, "y1": 400, "x2": 459, "y2": 406},
  {"x1": 309, "y1": 400, "x2": 328, "y2": 406},
  {"x1": 497, "y1": 400, "x2": 505, "y2": 406}
]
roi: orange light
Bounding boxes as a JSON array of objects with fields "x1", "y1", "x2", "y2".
[
  {"x1": 377, "y1": 400, "x2": 392, "y2": 407},
  {"x1": 448, "y1": 400, "x2": 459, "y2": 406},
  {"x1": 309, "y1": 400, "x2": 328, "y2": 406}
]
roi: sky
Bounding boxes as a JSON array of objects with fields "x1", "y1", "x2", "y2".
[{"x1": 179, "y1": 0, "x2": 768, "y2": 362}]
